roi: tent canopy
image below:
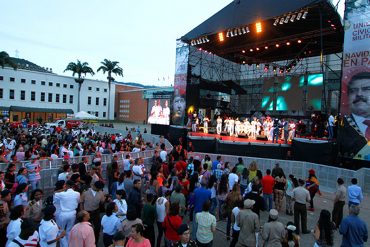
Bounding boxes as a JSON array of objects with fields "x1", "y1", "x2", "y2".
[{"x1": 74, "y1": 111, "x2": 99, "y2": 120}]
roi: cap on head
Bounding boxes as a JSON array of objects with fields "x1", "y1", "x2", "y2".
[{"x1": 244, "y1": 199, "x2": 255, "y2": 209}]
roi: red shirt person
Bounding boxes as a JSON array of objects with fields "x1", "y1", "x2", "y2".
[{"x1": 261, "y1": 169, "x2": 275, "y2": 211}]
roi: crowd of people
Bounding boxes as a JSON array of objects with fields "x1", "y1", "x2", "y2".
[{"x1": 0, "y1": 123, "x2": 368, "y2": 247}]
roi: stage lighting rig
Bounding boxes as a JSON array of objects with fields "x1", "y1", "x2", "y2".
[
  {"x1": 226, "y1": 26, "x2": 250, "y2": 38},
  {"x1": 190, "y1": 36, "x2": 210, "y2": 46},
  {"x1": 273, "y1": 9, "x2": 308, "y2": 26}
]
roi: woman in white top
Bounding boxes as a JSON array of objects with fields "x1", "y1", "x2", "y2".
[
  {"x1": 155, "y1": 192, "x2": 170, "y2": 247},
  {"x1": 13, "y1": 183, "x2": 29, "y2": 207},
  {"x1": 114, "y1": 190, "x2": 128, "y2": 220},
  {"x1": 229, "y1": 200, "x2": 244, "y2": 247},
  {"x1": 101, "y1": 202, "x2": 122, "y2": 247},
  {"x1": 6, "y1": 205, "x2": 24, "y2": 246},
  {"x1": 39, "y1": 205, "x2": 66, "y2": 247}
]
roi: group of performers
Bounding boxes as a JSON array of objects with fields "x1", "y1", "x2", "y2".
[
  {"x1": 147, "y1": 99, "x2": 170, "y2": 125},
  {"x1": 192, "y1": 114, "x2": 297, "y2": 143}
]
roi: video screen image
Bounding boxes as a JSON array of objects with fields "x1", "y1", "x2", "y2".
[
  {"x1": 261, "y1": 74, "x2": 323, "y2": 111},
  {"x1": 147, "y1": 99, "x2": 171, "y2": 125}
]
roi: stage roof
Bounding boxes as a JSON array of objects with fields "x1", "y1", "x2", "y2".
[{"x1": 181, "y1": 0, "x2": 343, "y2": 64}]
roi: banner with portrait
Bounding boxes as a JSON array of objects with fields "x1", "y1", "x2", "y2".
[
  {"x1": 172, "y1": 41, "x2": 189, "y2": 126},
  {"x1": 339, "y1": 0, "x2": 370, "y2": 160}
]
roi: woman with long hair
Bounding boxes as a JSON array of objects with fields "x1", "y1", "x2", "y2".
[
  {"x1": 282, "y1": 222, "x2": 300, "y2": 247},
  {"x1": 286, "y1": 175, "x2": 297, "y2": 216},
  {"x1": 163, "y1": 202, "x2": 182, "y2": 247},
  {"x1": 13, "y1": 183, "x2": 29, "y2": 207},
  {"x1": 225, "y1": 183, "x2": 242, "y2": 240},
  {"x1": 306, "y1": 169, "x2": 320, "y2": 211},
  {"x1": 6, "y1": 205, "x2": 24, "y2": 246},
  {"x1": 217, "y1": 174, "x2": 229, "y2": 220},
  {"x1": 240, "y1": 168, "x2": 249, "y2": 196},
  {"x1": 313, "y1": 210, "x2": 335, "y2": 247},
  {"x1": 126, "y1": 224, "x2": 151, "y2": 247},
  {"x1": 207, "y1": 175, "x2": 218, "y2": 216}
]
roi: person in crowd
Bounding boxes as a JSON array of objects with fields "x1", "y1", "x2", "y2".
[
  {"x1": 69, "y1": 210, "x2": 96, "y2": 247},
  {"x1": 292, "y1": 179, "x2": 310, "y2": 234},
  {"x1": 128, "y1": 179, "x2": 143, "y2": 218},
  {"x1": 58, "y1": 164, "x2": 70, "y2": 181},
  {"x1": 228, "y1": 167, "x2": 239, "y2": 192},
  {"x1": 110, "y1": 231, "x2": 126, "y2": 247},
  {"x1": 306, "y1": 169, "x2": 320, "y2": 211},
  {"x1": 262, "y1": 169, "x2": 275, "y2": 211},
  {"x1": 39, "y1": 205, "x2": 66, "y2": 247},
  {"x1": 142, "y1": 193, "x2": 157, "y2": 247},
  {"x1": 285, "y1": 175, "x2": 297, "y2": 216},
  {"x1": 101, "y1": 202, "x2": 122, "y2": 247},
  {"x1": 121, "y1": 208, "x2": 143, "y2": 242},
  {"x1": 313, "y1": 209, "x2": 336, "y2": 247},
  {"x1": 156, "y1": 190, "x2": 171, "y2": 247},
  {"x1": 225, "y1": 183, "x2": 242, "y2": 240},
  {"x1": 236, "y1": 199, "x2": 260, "y2": 247},
  {"x1": 7, "y1": 218, "x2": 38, "y2": 247},
  {"x1": 114, "y1": 189, "x2": 128, "y2": 220},
  {"x1": 6, "y1": 205, "x2": 24, "y2": 246},
  {"x1": 4, "y1": 164, "x2": 16, "y2": 190},
  {"x1": 80, "y1": 180, "x2": 105, "y2": 244},
  {"x1": 282, "y1": 222, "x2": 300, "y2": 247},
  {"x1": 0, "y1": 189, "x2": 11, "y2": 247},
  {"x1": 239, "y1": 168, "x2": 249, "y2": 196},
  {"x1": 15, "y1": 167, "x2": 28, "y2": 187},
  {"x1": 25, "y1": 154, "x2": 42, "y2": 190},
  {"x1": 126, "y1": 223, "x2": 151, "y2": 247},
  {"x1": 244, "y1": 183, "x2": 264, "y2": 217},
  {"x1": 348, "y1": 178, "x2": 364, "y2": 206},
  {"x1": 196, "y1": 200, "x2": 216, "y2": 247},
  {"x1": 163, "y1": 202, "x2": 182, "y2": 246},
  {"x1": 248, "y1": 161, "x2": 262, "y2": 182},
  {"x1": 339, "y1": 205, "x2": 368, "y2": 247},
  {"x1": 27, "y1": 189, "x2": 44, "y2": 224},
  {"x1": 332, "y1": 177, "x2": 346, "y2": 228},
  {"x1": 53, "y1": 180, "x2": 80, "y2": 247},
  {"x1": 192, "y1": 178, "x2": 211, "y2": 240},
  {"x1": 271, "y1": 163, "x2": 285, "y2": 178},
  {"x1": 174, "y1": 224, "x2": 197, "y2": 247},
  {"x1": 13, "y1": 183, "x2": 29, "y2": 207},
  {"x1": 274, "y1": 174, "x2": 286, "y2": 212},
  {"x1": 229, "y1": 199, "x2": 243, "y2": 247},
  {"x1": 261, "y1": 209, "x2": 286, "y2": 247},
  {"x1": 171, "y1": 184, "x2": 186, "y2": 217}
]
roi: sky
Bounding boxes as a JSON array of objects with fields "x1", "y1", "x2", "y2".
[{"x1": 1, "y1": 0, "x2": 344, "y2": 86}]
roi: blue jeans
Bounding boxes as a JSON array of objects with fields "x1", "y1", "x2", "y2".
[
  {"x1": 210, "y1": 198, "x2": 217, "y2": 216},
  {"x1": 328, "y1": 126, "x2": 334, "y2": 139},
  {"x1": 263, "y1": 193, "x2": 273, "y2": 211},
  {"x1": 192, "y1": 211, "x2": 198, "y2": 240}
]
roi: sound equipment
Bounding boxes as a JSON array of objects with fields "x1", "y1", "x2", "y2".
[
  {"x1": 208, "y1": 127, "x2": 216, "y2": 134},
  {"x1": 238, "y1": 133, "x2": 248, "y2": 138},
  {"x1": 221, "y1": 131, "x2": 228, "y2": 136},
  {"x1": 256, "y1": 135, "x2": 268, "y2": 141}
]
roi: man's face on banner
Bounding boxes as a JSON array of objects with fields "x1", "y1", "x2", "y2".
[
  {"x1": 173, "y1": 95, "x2": 186, "y2": 117},
  {"x1": 348, "y1": 77, "x2": 370, "y2": 118}
]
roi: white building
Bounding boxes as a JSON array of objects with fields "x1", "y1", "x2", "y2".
[{"x1": 0, "y1": 60, "x2": 115, "y2": 121}]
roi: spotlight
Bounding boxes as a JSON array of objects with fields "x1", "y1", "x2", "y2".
[
  {"x1": 264, "y1": 64, "x2": 269, "y2": 72},
  {"x1": 226, "y1": 30, "x2": 230, "y2": 38},
  {"x1": 218, "y1": 32, "x2": 224, "y2": 42},
  {"x1": 238, "y1": 28, "x2": 242, "y2": 35},
  {"x1": 273, "y1": 66, "x2": 277, "y2": 72},
  {"x1": 242, "y1": 27, "x2": 247, "y2": 34},
  {"x1": 275, "y1": 44, "x2": 280, "y2": 48},
  {"x1": 233, "y1": 29, "x2": 238, "y2": 36},
  {"x1": 242, "y1": 50, "x2": 246, "y2": 53},
  {"x1": 230, "y1": 31, "x2": 234, "y2": 37},
  {"x1": 256, "y1": 63, "x2": 260, "y2": 68},
  {"x1": 250, "y1": 48, "x2": 254, "y2": 52},
  {"x1": 302, "y1": 11, "x2": 308, "y2": 19},
  {"x1": 273, "y1": 19, "x2": 279, "y2": 26},
  {"x1": 256, "y1": 22, "x2": 262, "y2": 33},
  {"x1": 286, "y1": 42, "x2": 290, "y2": 46},
  {"x1": 296, "y1": 12, "x2": 302, "y2": 20},
  {"x1": 284, "y1": 16, "x2": 290, "y2": 23},
  {"x1": 242, "y1": 61, "x2": 246, "y2": 64},
  {"x1": 298, "y1": 39, "x2": 302, "y2": 43},
  {"x1": 265, "y1": 46, "x2": 268, "y2": 49},
  {"x1": 279, "y1": 68, "x2": 284, "y2": 74},
  {"x1": 256, "y1": 47, "x2": 260, "y2": 51},
  {"x1": 290, "y1": 14, "x2": 296, "y2": 22},
  {"x1": 279, "y1": 17, "x2": 285, "y2": 24},
  {"x1": 245, "y1": 27, "x2": 250, "y2": 33}
]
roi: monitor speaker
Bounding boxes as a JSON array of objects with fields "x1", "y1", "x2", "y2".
[{"x1": 256, "y1": 135, "x2": 268, "y2": 141}]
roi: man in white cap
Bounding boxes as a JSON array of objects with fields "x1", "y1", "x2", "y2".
[
  {"x1": 236, "y1": 199, "x2": 260, "y2": 247},
  {"x1": 261, "y1": 209, "x2": 286, "y2": 246}
]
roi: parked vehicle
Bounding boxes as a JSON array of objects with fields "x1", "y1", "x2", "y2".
[{"x1": 45, "y1": 119, "x2": 82, "y2": 129}]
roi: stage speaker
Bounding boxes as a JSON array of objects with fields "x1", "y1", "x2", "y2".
[
  {"x1": 221, "y1": 131, "x2": 228, "y2": 136},
  {"x1": 238, "y1": 133, "x2": 248, "y2": 138},
  {"x1": 256, "y1": 135, "x2": 268, "y2": 141},
  {"x1": 208, "y1": 128, "x2": 216, "y2": 134}
]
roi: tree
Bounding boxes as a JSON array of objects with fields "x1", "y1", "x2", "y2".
[
  {"x1": 97, "y1": 59, "x2": 123, "y2": 119},
  {"x1": 0, "y1": 51, "x2": 17, "y2": 69},
  {"x1": 64, "y1": 60, "x2": 95, "y2": 113}
]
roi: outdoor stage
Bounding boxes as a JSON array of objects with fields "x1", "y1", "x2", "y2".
[{"x1": 187, "y1": 131, "x2": 338, "y2": 164}]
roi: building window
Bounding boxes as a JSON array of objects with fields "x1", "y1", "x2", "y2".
[
  {"x1": 103, "y1": 112, "x2": 106, "y2": 118},
  {"x1": 95, "y1": 112, "x2": 99, "y2": 117},
  {"x1": 96, "y1": 97, "x2": 99, "y2": 105},
  {"x1": 9, "y1": 89, "x2": 14, "y2": 99},
  {"x1": 69, "y1": 95, "x2": 73, "y2": 104},
  {"x1": 20, "y1": 90, "x2": 25, "y2": 100},
  {"x1": 0, "y1": 76, "x2": 3, "y2": 81},
  {"x1": 104, "y1": 89, "x2": 107, "y2": 92},
  {"x1": 31, "y1": 91, "x2": 35, "y2": 101},
  {"x1": 63, "y1": 94, "x2": 67, "y2": 103},
  {"x1": 88, "y1": 87, "x2": 92, "y2": 91},
  {"x1": 48, "y1": 93, "x2": 52, "y2": 102},
  {"x1": 70, "y1": 85, "x2": 74, "y2": 89},
  {"x1": 31, "y1": 80, "x2": 36, "y2": 84},
  {"x1": 56, "y1": 83, "x2": 60, "y2": 87},
  {"x1": 0, "y1": 88, "x2": 2, "y2": 98},
  {"x1": 49, "y1": 82, "x2": 53, "y2": 86},
  {"x1": 21, "y1": 79, "x2": 26, "y2": 83},
  {"x1": 41, "y1": 92, "x2": 45, "y2": 102},
  {"x1": 10, "y1": 77, "x2": 15, "y2": 82},
  {"x1": 96, "y1": 88, "x2": 100, "y2": 92},
  {"x1": 63, "y1": 84, "x2": 67, "y2": 88},
  {"x1": 41, "y1": 81, "x2": 46, "y2": 85},
  {"x1": 56, "y1": 94, "x2": 60, "y2": 103},
  {"x1": 103, "y1": 98, "x2": 107, "y2": 106},
  {"x1": 88, "y1": 96, "x2": 91, "y2": 105}
]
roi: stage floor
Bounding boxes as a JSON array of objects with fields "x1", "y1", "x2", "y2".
[{"x1": 188, "y1": 132, "x2": 290, "y2": 146}]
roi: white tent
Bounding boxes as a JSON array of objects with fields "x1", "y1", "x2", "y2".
[{"x1": 74, "y1": 111, "x2": 99, "y2": 120}]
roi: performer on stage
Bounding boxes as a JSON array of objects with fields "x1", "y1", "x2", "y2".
[
  {"x1": 216, "y1": 116, "x2": 222, "y2": 135},
  {"x1": 192, "y1": 113, "x2": 198, "y2": 132},
  {"x1": 224, "y1": 117, "x2": 230, "y2": 133},
  {"x1": 272, "y1": 118, "x2": 280, "y2": 143},
  {"x1": 288, "y1": 120, "x2": 296, "y2": 141},
  {"x1": 229, "y1": 117, "x2": 235, "y2": 136},
  {"x1": 235, "y1": 118, "x2": 241, "y2": 136},
  {"x1": 203, "y1": 116, "x2": 210, "y2": 134},
  {"x1": 282, "y1": 118, "x2": 289, "y2": 144},
  {"x1": 244, "y1": 118, "x2": 251, "y2": 137},
  {"x1": 256, "y1": 119, "x2": 262, "y2": 136},
  {"x1": 251, "y1": 117, "x2": 257, "y2": 139}
]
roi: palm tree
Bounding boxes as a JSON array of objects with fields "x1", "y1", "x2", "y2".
[
  {"x1": 64, "y1": 60, "x2": 95, "y2": 113},
  {"x1": 97, "y1": 59, "x2": 123, "y2": 119},
  {"x1": 0, "y1": 51, "x2": 17, "y2": 69}
]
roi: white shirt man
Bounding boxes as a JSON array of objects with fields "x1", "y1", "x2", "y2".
[
  {"x1": 203, "y1": 117, "x2": 210, "y2": 133},
  {"x1": 53, "y1": 184, "x2": 80, "y2": 247},
  {"x1": 235, "y1": 118, "x2": 241, "y2": 136},
  {"x1": 217, "y1": 116, "x2": 223, "y2": 134},
  {"x1": 132, "y1": 164, "x2": 143, "y2": 180},
  {"x1": 229, "y1": 118, "x2": 235, "y2": 136}
]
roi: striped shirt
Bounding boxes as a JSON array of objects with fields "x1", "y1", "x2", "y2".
[{"x1": 195, "y1": 211, "x2": 216, "y2": 244}]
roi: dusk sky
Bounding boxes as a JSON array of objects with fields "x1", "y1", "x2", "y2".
[{"x1": 1, "y1": 0, "x2": 343, "y2": 86}]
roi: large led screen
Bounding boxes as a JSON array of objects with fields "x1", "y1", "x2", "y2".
[{"x1": 147, "y1": 99, "x2": 171, "y2": 125}]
